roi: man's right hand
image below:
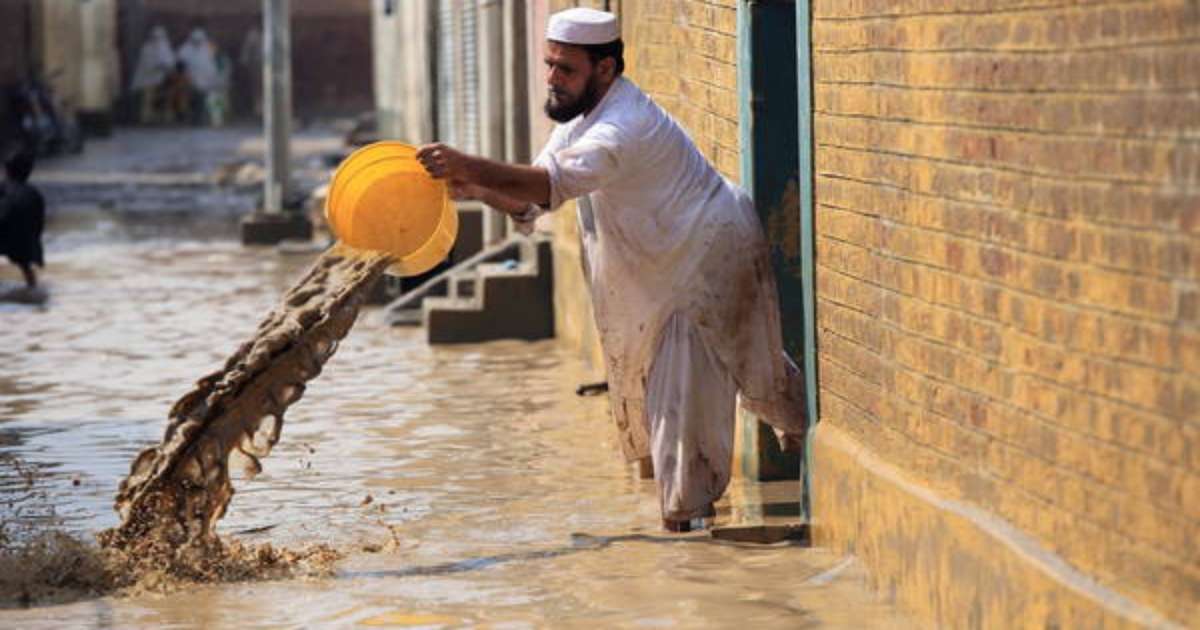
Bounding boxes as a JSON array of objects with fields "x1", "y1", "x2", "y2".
[
  {"x1": 416, "y1": 144, "x2": 552, "y2": 208},
  {"x1": 415, "y1": 142, "x2": 473, "y2": 182}
]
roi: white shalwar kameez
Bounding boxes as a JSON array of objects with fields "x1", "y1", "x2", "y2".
[
  {"x1": 130, "y1": 26, "x2": 176, "y2": 92},
  {"x1": 526, "y1": 76, "x2": 807, "y2": 521},
  {"x1": 177, "y1": 29, "x2": 220, "y2": 93}
]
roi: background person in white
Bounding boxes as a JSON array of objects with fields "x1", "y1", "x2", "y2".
[{"x1": 416, "y1": 8, "x2": 807, "y2": 532}]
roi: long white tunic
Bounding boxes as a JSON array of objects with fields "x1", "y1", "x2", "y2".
[
  {"x1": 130, "y1": 28, "x2": 176, "y2": 91},
  {"x1": 531, "y1": 77, "x2": 799, "y2": 462},
  {"x1": 177, "y1": 31, "x2": 220, "y2": 93}
]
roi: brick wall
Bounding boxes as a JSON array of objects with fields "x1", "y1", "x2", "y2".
[
  {"x1": 620, "y1": 0, "x2": 741, "y2": 180},
  {"x1": 811, "y1": 0, "x2": 1199, "y2": 622}
]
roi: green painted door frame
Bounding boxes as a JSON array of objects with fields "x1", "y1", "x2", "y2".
[
  {"x1": 737, "y1": 0, "x2": 801, "y2": 483},
  {"x1": 795, "y1": 0, "x2": 817, "y2": 517},
  {"x1": 736, "y1": 0, "x2": 817, "y2": 512}
]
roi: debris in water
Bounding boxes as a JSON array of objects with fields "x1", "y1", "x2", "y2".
[
  {"x1": 381, "y1": 523, "x2": 407, "y2": 553},
  {"x1": 0, "y1": 529, "x2": 342, "y2": 606},
  {"x1": 575, "y1": 381, "x2": 609, "y2": 397}
]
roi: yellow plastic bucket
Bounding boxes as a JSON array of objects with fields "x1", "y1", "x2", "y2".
[{"x1": 325, "y1": 141, "x2": 457, "y2": 277}]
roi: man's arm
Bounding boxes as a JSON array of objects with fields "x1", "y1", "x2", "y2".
[
  {"x1": 416, "y1": 143, "x2": 551, "y2": 207},
  {"x1": 450, "y1": 181, "x2": 536, "y2": 216}
]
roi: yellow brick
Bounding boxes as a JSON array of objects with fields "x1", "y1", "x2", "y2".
[
  {"x1": 817, "y1": 265, "x2": 882, "y2": 315},
  {"x1": 684, "y1": 1, "x2": 715, "y2": 30}
]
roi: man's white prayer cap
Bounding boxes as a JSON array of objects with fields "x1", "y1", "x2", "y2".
[{"x1": 546, "y1": 8, "x2": 620, "y2": 45}]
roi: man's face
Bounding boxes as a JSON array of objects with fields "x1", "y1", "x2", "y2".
[{"x1": 543, "y1": 41, "x2": 603, "y2": 123}]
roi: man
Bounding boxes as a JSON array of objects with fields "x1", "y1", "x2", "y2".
[
  {"x1": 0, "y1": 149, "x2": 45, "y2": 289},
  {"x1": 416, "y1": 8, "x2": 806, "y2": 532}
]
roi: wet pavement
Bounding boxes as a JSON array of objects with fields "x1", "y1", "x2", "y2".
[
  {"x1": 32, "y1": 124, "x2": 346, "y2": 216},
  {"x1": 0, "y1": 128, "x2": 920, "y2": 628}
]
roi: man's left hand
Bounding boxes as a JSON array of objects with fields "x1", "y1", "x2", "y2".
[{"x1": 415, "y1": 143, "x2": 472, "y2": 181}]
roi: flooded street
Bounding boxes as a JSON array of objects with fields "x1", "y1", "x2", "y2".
[{"x1": 0, "y1": 210, "x2": 917, "y2": 628}]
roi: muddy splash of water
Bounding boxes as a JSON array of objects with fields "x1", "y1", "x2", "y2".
[
  {"x1": 104, "y1": 244, "x2": 392, "y2": 546},
  {"x1": 1, "y1": 244, "x2": 392, "y2": 605}
]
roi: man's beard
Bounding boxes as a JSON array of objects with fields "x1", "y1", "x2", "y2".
[{"x1": 543, "y1": 74, "x2": 602, "y2": 123}]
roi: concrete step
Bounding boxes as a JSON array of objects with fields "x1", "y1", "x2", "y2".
[
  {"x1": 450, "y1": 272, "x2": 477, "y2": 299},
  {"x1": 425, "y1": 235, "x2": 553, "y2": 344},
  {"x1": 422, "y1": 295, "x2": 480, "y2": 311},
  {"x1": 451, "y1": 201, "x2": 486, "y2": 265},
  {"x1": 381, "y1": 236, "x2": 524, "y2": 326},
  {"x1": 373, "y1": 202, "x2": 489, "y2": 316},
  {"x1": 354, "y1": 201, "x2": 485, "y2": 307}
]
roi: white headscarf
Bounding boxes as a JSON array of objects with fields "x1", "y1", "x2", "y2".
[
  {"x1": 130, "y1": 25, "x2": 176, "y2": 90},
  {"x1": 177, "y1": 28, "x2": 220, "y2": 92}
]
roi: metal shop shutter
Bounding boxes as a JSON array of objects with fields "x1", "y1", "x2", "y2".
[
  {"x1": 436, "y1": 0, "x2": 459, "y2": 146},
  {"x1": 459, "y1": 2, "x2": 479, "y2": 154}
]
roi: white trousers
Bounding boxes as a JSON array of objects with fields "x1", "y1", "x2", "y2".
[{"x1": 646, "y1": 313, "x2": 808, "y2": 521}]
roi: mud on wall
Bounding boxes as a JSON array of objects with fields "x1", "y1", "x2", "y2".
[{"x1": 809, "y1": 0, "x2": 1200, "y2": 624}]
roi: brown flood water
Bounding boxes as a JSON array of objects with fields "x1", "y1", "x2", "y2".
[{"x1": 0, "y1": 217, "x2": 918, "y2": 628}]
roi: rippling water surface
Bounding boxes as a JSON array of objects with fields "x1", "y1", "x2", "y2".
[{"x1": 0, "y1": 215, "x2": 916, "y2": 628}]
